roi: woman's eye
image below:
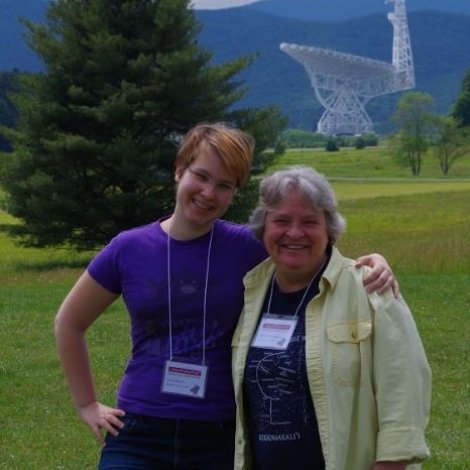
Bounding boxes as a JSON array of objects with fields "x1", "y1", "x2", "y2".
[
  {"x1": 218, "y1": 183, "x2": 234, "y2": 192},
  {"x1": 194, "y1": 171, "x2": 208, "y2": 182}
]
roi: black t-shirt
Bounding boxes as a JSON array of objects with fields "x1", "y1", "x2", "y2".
[{"x1": 243, "y1": 273, "x2": 325, "y2": 470}]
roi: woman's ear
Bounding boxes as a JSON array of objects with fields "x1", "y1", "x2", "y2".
[{"x1": 174, "y1": 166, "x2": 183, "y2": 183}]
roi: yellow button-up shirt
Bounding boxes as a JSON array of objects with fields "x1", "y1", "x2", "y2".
[{"x1": 232, "y1": 246, "x2": 431, "y2": 470}]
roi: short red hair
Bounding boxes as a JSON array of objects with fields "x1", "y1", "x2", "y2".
[{"x1": 175, "y1": 123, "x2": 255, "y2": 187}]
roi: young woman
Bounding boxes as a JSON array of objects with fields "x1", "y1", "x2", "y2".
[{"x1": 54, "y1": 123, "x2": 398, "y2": 469}]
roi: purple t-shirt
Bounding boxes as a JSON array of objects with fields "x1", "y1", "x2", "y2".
[{"x1": 88, "y1": 219, "x2": 266, "y2": 421}]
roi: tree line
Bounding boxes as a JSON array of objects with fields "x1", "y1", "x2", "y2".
[{"x1": 277, "y1": 79, "x2": 470, "y2": 177}]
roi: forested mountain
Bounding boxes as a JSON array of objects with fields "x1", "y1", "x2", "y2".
[
  {"x1": 1, "y1": 0, "x2": 470, "y2": 132},
  {"x1": 243, "y1": 0, "x2": 470, "y2": 22},
  {"x1": 197, "y1": 9, "x2": 470, "y2": 131},
  {"x1": 1, "y1": 0, "x2": 46, "y2": 71}
]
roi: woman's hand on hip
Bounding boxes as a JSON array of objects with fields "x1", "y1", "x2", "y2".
[{"x1": 77, "y1": 401, "x2": 125, "y2": 445}]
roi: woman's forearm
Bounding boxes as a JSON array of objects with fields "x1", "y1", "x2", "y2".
[
  {"x1": 54, "y1": 271, "x2": 118, "y2": 409},
  {"x1": 55, "y1": 320, "x2": 97, "y2": 408}
]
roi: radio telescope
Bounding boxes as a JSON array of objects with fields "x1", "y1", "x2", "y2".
[{"x1": 280, "y1": 0, "x2": 415, "y2": 135}]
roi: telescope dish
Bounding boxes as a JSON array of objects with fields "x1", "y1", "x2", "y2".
[{"x1": 280, "y1": 0, "x2": 414, "y2": 135}]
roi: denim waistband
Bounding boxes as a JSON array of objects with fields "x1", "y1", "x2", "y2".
[{"x1": 123, "y1": 412, "x2": 235, "y2": 430}]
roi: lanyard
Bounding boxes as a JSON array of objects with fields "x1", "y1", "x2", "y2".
[
  {"x1": 251, "y1": 256, "x2": 327, "y2": 351},
  {"x1": 166, "y1": 225, "x2": 214, "y2": 365},
  {"x1": 266, "y1": 255, "x2": 327, "y2": 318}
]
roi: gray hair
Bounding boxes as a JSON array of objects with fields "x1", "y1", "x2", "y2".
[{"x1": 248, "y1": 166, "x2": 346, "y2": 244}]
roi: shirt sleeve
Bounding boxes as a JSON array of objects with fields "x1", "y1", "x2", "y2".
[
  {"x1": 371, "y1": 291, "x2": 432, "y2": 463},
  {"x1": 87, "y1": 235, "x2": 123, "y2": 294}
]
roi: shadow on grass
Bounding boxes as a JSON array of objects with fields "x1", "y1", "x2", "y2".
[
  {"x1": 13, "y1": 258, "x2": 90, "y2": 272},
  {"x1": 0, "y1": 223, "x2": 16, "y2": 232},
  {"x1": 1, "y1": 222, "x2": 93, "y2": 272}
]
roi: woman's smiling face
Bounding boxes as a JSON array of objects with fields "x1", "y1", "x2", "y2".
[
  {"x1": 174, "y1": 147, "x2": 237, "y2": 232},
  {"x1": 263, "y1": 189, "x2": 329, "y2": 289}
]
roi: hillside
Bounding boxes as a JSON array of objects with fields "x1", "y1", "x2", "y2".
[
  {"x1": 1, "y1": 0, "x2": 46, "y2": 71},
  {"x1": 196, "y1": 9, "x2": 470, "y2": 131},
  {"x1": 242, "y1": 0, "x2": 470, "y2": 22},
  {"x1": 1, "y1": 1, "x2": 470, "y2": 132}
]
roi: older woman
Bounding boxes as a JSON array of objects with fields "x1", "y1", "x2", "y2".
[{"x1": 232, "y1": 166, "x2": 431, "y2": 470}]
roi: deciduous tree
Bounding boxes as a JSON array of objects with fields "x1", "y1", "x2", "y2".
[
  {"x1": 391, "y1": 92, "x2": 436, "y2": 176},
  {"x1": 433, "y1": 116, "x2": 469, "y2": 175}
]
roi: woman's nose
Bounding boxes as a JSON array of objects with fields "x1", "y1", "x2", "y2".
[
  {"x1": 286, "y1": 223, "x2": 303, "y2": 237},
  {"x1": 200, "y1": 181, "x2": 216, "y2": 198}
]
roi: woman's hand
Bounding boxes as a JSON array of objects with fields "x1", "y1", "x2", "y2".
[
  {"x1": 355, "y1": 253, "x2": 399, "y2": 297},
  {"x1": 77, "y1": 401, "x2": 125, "y2": 445}
]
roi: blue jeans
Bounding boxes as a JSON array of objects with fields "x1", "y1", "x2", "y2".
[{"x1": 98, "y1": 413, "x2": 235, "y2": 469}]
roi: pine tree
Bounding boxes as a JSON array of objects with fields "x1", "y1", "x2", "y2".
[
  {"x1": 0, "y1": 71, "x2": 19, "y2": 152},
  {"x1": 0, "y1": 0, "x2": 285, "y2": 249},
  {"x1": 452, "y1": 68, "x2": 470, "y2": 127}
]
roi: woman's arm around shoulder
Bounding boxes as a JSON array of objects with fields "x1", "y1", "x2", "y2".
[
  {"x1": 355, "y1": 253, "x2": 399, "y2": 297},
  {"x1": 54, "y1": 270, "x2": 125, "y2": 444}
]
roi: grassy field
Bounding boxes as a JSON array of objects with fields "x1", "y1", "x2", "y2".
[
  {"x1": 1, "y1": 147, "x2": 469, "y2": 468},
  {"x1": 274, "y1": 145, "x2": 470, "y2": 179}
]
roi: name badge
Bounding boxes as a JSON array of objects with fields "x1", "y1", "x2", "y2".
[
  {"x1": 251, "y1": 314, "x2": 298, "y2": 350},
  {"x1": 161, "y1": 360, "x2": 208, "y2": 399}
]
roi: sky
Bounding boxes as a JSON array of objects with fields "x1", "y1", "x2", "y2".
[{"x1": 191, "y1": 0, "x2": 258, "y2": 10}]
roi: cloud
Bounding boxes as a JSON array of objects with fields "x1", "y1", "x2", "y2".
[{"x1": 190, "y1": 0, "x2": 257, "y2": 10}]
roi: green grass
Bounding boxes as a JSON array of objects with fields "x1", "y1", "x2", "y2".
[
  {"x1": 336, "y1": 189, "x2": 470, "y2": 275},
  {"x1": 274, "y1": 145, "x2": 470, "y2": 178},
  {"x1": 1, "y1": 147, "x2": 469, "y2": 468}
]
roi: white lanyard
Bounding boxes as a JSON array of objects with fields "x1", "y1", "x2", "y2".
[
  {"x1": 162, "y1": 225, "x2": 214, "y2": 398},
  {"x1": 266, "y1": 259, "x2": 325, "y2": 319},
  {"x1": 166, "y1": 225, "x2": 214, "y2": 365},
  {"x1": 251, "y1": 256, "x2": 326, "y2": 350}
]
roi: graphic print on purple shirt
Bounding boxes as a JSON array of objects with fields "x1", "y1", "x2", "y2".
[{"x1": 88, "y1": 219, "x2": 266, "y2": 421}]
